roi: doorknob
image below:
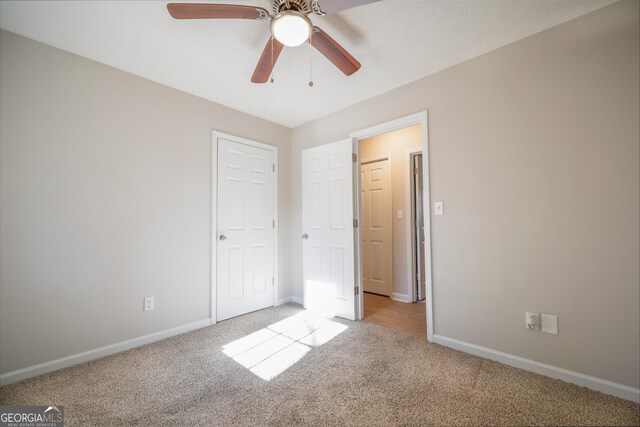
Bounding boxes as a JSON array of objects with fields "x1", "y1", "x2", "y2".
[
  {"x1": 219, "y1": 234, "x2": 227, "y2": 241},
  {"x1": 301, "y1": 233, "x2": 308, "y2": 240}
]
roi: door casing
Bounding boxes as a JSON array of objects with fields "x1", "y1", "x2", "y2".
[
  {"x1": 406, "y1": 148, "x2": 425, "y2": 302},
  {"x1": 351, "y1": 111, "x2": 433, "y2": 342},
  {"x1": 211, "y1": 131, "x2": 279, "y2": 325}
]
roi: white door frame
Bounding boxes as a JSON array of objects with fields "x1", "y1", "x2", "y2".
[
  {"x1": 211, "y1": 131, "x2": 279, "y2": 324},
  {"x1": 350, "y1": 111, "x2": 434, "y2": 342},
  {"x1": 406, "y1": 147, "x2": 423, "y2": 303}
]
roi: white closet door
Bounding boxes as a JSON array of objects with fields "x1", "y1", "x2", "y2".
[
  {"x1": 302, "y1": 139, "x2": 356, "y2": 320},
  {"x1": 361, "y1": 159, "x2": 393, "y2": 296},
  {"x1": 217, "y1": 138, "x2": 275, "y2": 321}
]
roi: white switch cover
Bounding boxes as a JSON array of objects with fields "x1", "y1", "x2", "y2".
[
  {"x1": 397, "y1": 210, "x2": 403, "y2": 220},
  {"x1": 541, "y1": 314, "x2": 558, "y2": 335},
  {"x1": 434, "y1": 201, "x2": 444, "y2": 216},
  {"x1": 144, "y1": 297, "x2": 154, "y2": 311}
]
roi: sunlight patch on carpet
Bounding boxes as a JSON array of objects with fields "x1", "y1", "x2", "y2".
[{"x1": 222, "y1": 311, "x2": 348, "y2": 380}]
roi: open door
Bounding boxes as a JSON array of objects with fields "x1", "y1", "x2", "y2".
[{"x1": 302, "y1": 139, "x2": 356, "y2": 320}]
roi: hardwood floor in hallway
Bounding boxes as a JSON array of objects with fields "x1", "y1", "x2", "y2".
[{"x1": 363, "y1": 292, "x2": 426, "y2": 337}]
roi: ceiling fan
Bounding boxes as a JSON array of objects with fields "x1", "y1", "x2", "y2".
[{"x1": 167, "y1": 0, "x2": 379, "y2": 83}]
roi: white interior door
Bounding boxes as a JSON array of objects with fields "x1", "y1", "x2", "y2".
[
  {"x1": 302, "y1": 139, "x2": 356, "y2": 320},
  {"x1": 360, "y1": 159, "x2": 393, "y2": 296},
  {"x1": 217, "y1": 138, "x2": 275, "y2": 321}
]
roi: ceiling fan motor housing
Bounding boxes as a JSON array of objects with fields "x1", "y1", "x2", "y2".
[{"x1": 271, "y1": 0, "x2": 313, "y2": 15}]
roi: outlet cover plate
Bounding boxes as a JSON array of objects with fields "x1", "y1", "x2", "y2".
[
  {"x1": 541, "y1": 314, "x2": 558, "y2": 334},
  {"x1": 526, "y1": 312, "x2": 539, "y2": 330},
  {"x1": 144, "y1": 297, "x2": 154, "y2": 311}
]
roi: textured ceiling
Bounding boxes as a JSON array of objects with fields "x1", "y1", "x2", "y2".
[{"x1": 0, "y1": 0, "x2": 615, "y2": 127}]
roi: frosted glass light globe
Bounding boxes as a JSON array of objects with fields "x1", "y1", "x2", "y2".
[{"x1": 271, "y1": 11, "x2": 312, "y2": 47}]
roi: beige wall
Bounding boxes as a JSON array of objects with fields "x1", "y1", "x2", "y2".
[
  {"x1": 360, "y1": 125, "x2": 422, "y2": 300},
  {"x1": 1, "y1": 0, "x2": 638, "y2": 392},
  {"x1": 0, "y1": 29, "x2": 292, "y2": 374},
  {"x1": 292, "y1": 0, "x2": 639, "y2": 388}
]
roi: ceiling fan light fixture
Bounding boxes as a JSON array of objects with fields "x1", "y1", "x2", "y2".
[{"x1": 270, "y1": 11, "x2": 312, "y2": 47}]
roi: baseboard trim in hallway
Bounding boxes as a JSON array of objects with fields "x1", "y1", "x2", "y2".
[
  {"x1": 434, "y1": 334, "x2": 640, "y2": 403},
  {"x1": 0, "y1": 318, "x2": 212, "y2": 387}
]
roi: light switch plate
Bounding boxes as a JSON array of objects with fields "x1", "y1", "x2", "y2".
[
  {"x1": 434, "y1": 201, "x2": 444, "y2": 216},
  {"x1": 541, "y1": 314, "x2": 558, "y2": 334},
  {"x1": 397, "y1": 210, "x2": 403, "y2": 220}
]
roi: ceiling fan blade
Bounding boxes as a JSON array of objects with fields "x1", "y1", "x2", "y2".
[
  {"x1": 251, "y1": 37, "x2": 285, "y2": 83},
  {"x1": 167, "y1": 3, "x2": 269, "y2": 20},
  {"x1": 310, "y1": 27, "x2": 361, "y2": 76},
  {"x1": 314, "y1": 0, "x2": 380, "y2": 15}
]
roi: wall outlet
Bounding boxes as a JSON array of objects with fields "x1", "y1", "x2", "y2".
[
  {"x1": 144, "y1": 297, "x2": 154, "y2": 311},
  {"x1": 541, "y1": 314, "x2": 558, "y2": 335},
  {"x1": 526, "y1": 312, "x2": 539, "y2": 330}
]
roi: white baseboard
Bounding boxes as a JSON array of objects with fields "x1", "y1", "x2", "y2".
[
  {"x1": 433, "y1": 334, "x2": 640, "y2": 403},
  {"x1": 391, "y1": 292, "x2": 412, "y2": 303},
  {"x1": 291, "y1": 296, "x2": 304, "y2": 305},
  {"x1": 0, "y1": 318, "x2": 212, "y2": 387},
  {"x1": 276, "y1": 297, "x2": 292, "y2": 306}
]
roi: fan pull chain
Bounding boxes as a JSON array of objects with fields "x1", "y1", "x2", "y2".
[
  {"x1": 308, "y1": 35, "x2": 314, "y2": 87},
  {"x1": 270, "y1": 37, "x2": 275, "y2": 84}
]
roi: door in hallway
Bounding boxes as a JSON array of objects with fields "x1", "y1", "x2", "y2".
[{"x1": 360, "y1": 158, "x2": 393, "y2": 296}]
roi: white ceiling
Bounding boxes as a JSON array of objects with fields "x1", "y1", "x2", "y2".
[{"x1": 0, "y1": 0, "x2": 614, "y2": 128}]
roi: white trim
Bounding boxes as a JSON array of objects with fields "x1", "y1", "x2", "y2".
[
  {"x1": 292, "y1": 296, "x2": 304, "y2": 305},
  {"x1": 0, "y1": 319, "x2": 211, "y2": 387},
  {"x1": 211, "y1": 134, "x2": 218, "y2": 325},
  {"x1": 276, "y1": 297, "x2": 292, "y2": 306},
  {"x1": 405, "y1": 147, "x2": 423, "y2": 302},
  {"x1": 391, "y1": 292, "x2": 412, "y2": 303},
  {"x1": 434, "y1": 335, "x2": 640, "y2": 403},
  {"x1": 350, "y1": 112, "x2": 427, "y2": 141},
  {"x1": 352, "y1": 138, "x2": 363, "y2": 320},
  {"x1": 350, "y1": 111, "x2": 434, "y2": 342},
  {"x1": 211, "y1": 131, "x2": 279, "y2": 323}
]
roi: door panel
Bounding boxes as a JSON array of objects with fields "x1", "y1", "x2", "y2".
[
  {"x1": 302, "y1": 139, "x2": 356, "y2": 320},
  {"x1": 361, "y1": 159, "x2": 393, "y2": 296},
  {"x1": 217, "y1": 138, "x2": 275, "y2": 321}
]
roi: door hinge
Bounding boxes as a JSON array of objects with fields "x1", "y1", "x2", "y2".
[
  {"x1": 355, "y1": 286, "x2": 359, "y2": 295},
  {"x1": 353, "y1": 219, "x2": 358, "y2": 228},
  {"x1": 272, "y1": 277, "x2": 274, "y2": 286},
  {"x1": 413, "y1": 167, "x2": 419, "y2": 175},
  {"x1": 272, "y1": 164, "x2": 275, "y2": 172},
  {"x1": 352, "y1": 153, "x2": 357, "y2": 163},
  {"x1": 273, "y1": 219, "x2": 275, "y2": 228},
  {"x1": 416, "y1": 273, "x2": 420, "y2": 280}
]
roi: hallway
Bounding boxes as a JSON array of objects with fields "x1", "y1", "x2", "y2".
[{"x1": 363, "y1": 292, "x2": 426, "y2": 337}]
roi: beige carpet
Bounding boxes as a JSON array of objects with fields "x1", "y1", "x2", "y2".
[{"x1": 1, "y1": 304, "x2": 638, "y2": 426}]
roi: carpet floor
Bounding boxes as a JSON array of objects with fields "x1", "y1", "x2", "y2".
[{"x1": 1, "y1": 304, "x2": 638, "y2": 426}]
